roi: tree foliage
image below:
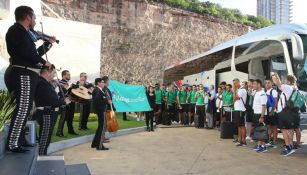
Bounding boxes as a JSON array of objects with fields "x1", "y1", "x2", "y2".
[{"x1": 152, "y1": 0, "x2": 273, "y2": 28}]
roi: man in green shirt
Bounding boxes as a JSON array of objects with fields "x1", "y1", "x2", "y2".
[
  {"x1": 177, "y1": 85, "x2": 188, "y2": 124},
  {"x1": 187, "y1": 85, "x2": 197, "y2": 125},
  {"x1": 221, "y1": 84, "x2": 234, "y2": 123},
  {"x1": 195, "y1": 84, "x2": 206, "y2": 128},
  {"x1": 166, "y1": 84, "x2": 177, "y2": 122}
]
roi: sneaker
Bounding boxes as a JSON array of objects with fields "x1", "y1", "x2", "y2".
[
  {"x1": 257, "y1": 146, "x2": 268, "y2": 153},
  {"x1": 293, "y1": 144, "x2": 301, "y2": 150},
  {"x1": 236, "y1": 142, "x2": 247, "y2": 147},
  {"x1": 246, "y1": 136, "x2": 252, "y2": 141},
  {"x1": 252, "y1": 145, "x2": 260, "y2": 151},
  {"x1": 281, "y1": 148, "x2": 296, "y2": 156},
  {"x1": 233, "y1": 139, "x2": 239, "y2": 143},
  {"x1": 265, "y1": 141, "x2": 273, "y2": 147}
]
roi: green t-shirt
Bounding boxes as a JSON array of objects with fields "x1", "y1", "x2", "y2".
[
  {"x1": 222, "y1": 90, "x2": 234, "y2": 108},
  {"x1": 189, "y1": 91, "x2": 197, "y2": 104},
  {"x1": 196, "y1": 90, "x2": 205, "y2": 105},
  {"x1": 155, "y1": 89, "x2": 163, "y2": 104},
  {"x1": 166, "y1": 90, "x2": 177, "y2": 105},
  {"x1": 177, "y1": 90, "x2": 187, "y2": 104}
]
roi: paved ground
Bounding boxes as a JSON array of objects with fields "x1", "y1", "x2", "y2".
[{"x1": 58, "y1": 126, "x2": 307, "y2": 175}]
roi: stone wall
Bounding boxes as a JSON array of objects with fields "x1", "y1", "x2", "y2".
[{"x1": 42, "y1": 0, "x2": 249, "y2": 84}]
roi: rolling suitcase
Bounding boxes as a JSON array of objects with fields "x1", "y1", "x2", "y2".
[
  {"x1": 220, "y1": 109, "x2": 235, "y2": 139},
  {"x1": 162, "y1": 111, "x2": 171, "y2": 125}
]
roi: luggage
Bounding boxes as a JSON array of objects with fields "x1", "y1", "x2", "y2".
[
  {"x1": 162, "y1": 111, "x2": 171, "y2": 125},
  {"x1": 220, "y1": 109, "x2": 235, "y2": 139},
  {"x1": 194, "y1": 114, "x2": 205, "y2": 128},
  {"x1": 181, "y1": 112, "x2": 189, "y2": 125},
  {"x1": 252, "y1": 123, "x2": 269, "y2": 141}
]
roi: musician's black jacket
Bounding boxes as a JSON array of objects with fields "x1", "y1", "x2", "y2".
[
  {"x1": 6, "y1": 23, "x2": 46, "y2": 68},
  {"x1": 35, "y1": 77, "x2": 65, "y2": 108},
  {"x1": 58, "y1": 79, "x2": 79, "y2": 98},
  {"x1": 92, "y1": 87, "x2": 108, "y2": 113},
  {"x1": 104, "y1": 86, "x2": 116, "y2": 111}
]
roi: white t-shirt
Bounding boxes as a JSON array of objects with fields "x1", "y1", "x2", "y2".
[
  {"x1": 234, "y1": 88, "x2": 247, "y2": 111},
  {"x1": 276, "y1": 84, "x2": 294, "y2": 113},
  {"x1": 266, "y1": 88, "x2": 278, "y2": 112},
  {"x1": 216, "y1": 93, "x2": 223, "y2": 112},
  {"x1": 253, "y1": 90, "x2": 267, "y2": 114}
]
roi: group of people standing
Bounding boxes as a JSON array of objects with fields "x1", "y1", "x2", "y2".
[{"x1": 4, "y1": 6, "x2": 115, "y2": 155}]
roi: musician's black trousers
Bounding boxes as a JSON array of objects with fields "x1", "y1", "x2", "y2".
[
  {"x1": 6, "y1": 68, "x2": 39, "y2": 149},
  {"x1": 145, "y1": 111, "x2": 154, "y2": 130},
  {"x1": 79, "y1": 102, "x2": 91, "y2": 129},
  {"x1": 36, "y1": 110, "x2": 58, "y2": 155},
  {"x1": 91, "y1": 111, "x2": 106, "y2": 149},
  {"x1": 123, "y1": 112, "x2": 127, "y2": 121},
  {"x1": 57, "y1": 102, "x2": 75, "y2": 135}
]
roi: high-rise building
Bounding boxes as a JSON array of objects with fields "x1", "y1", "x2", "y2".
[{"x1": 257, "y1": 0, "x2": 293, "y2": 24}]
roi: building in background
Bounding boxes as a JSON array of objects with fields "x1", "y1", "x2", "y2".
[{"x1": 257, "y1": 0, "x2": 293, "y2": 24}]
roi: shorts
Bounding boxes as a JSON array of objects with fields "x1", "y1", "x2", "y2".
[
  {"x1": 265, "y1": 113, "x2": 278, "y2": 126},
  {"x1": 154, "y1": 104, "x2": 162, "y2": 112},
  {"x1": 223, "y1": 111, "x2": 232, "y2": 122},
  {"x1": 293, "y1": 114, "x2": 301, "y2": 129},
  {"x1": 245, "y1": 109, "x2": 253, "y2": 123},
  {"x1": 189, "y1": 103, "x2": 196, "y2": 113},
  {"x1": 179, "y1": 104, "x2": 187, "y2": 113},
  {"x1": 233, "y1": 111, "x2": 245, "y2": 127},
  {"x1": 253, "y1": 114, "x2": 262, "y2": 127}
]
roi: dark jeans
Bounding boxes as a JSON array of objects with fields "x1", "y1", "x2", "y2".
[
  {"x1": 36, "y1": 110, "x2": 58, "y2": 155},
  {"x1": 123, "y1": 112, "x2": 127, "y2": 121},
  {"x1": 57, "y1": 102, "x2": 76, "y2": 135},
  {"x1": 91, "y1": 111, "x2": 106, "y2": 149},
  {"x1": 79, "y1": 102, "x2": 91, "y2": 129},
  {"x1": 6, "y1": 67, "x2": 39, "y2": 149},
  {"x1": 146, "y1": 111, "x2": 154, "y2": 130}
]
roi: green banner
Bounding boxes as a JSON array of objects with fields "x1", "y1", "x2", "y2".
[{"x1": 108, "y1": 80, "x2": 151, "y2": 112}]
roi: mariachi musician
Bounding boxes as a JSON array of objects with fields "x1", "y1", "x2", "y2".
[
  {"x1": 76, "y1": 72, "x2": 94, "y2": 130},
  {"x1": 91, "y1": 78, "x2": 110, "y2": 150},
  {"x1": 34, "y1": 65, "x2": 71, "y2": 155},
  {"x1": 4, "y1": 6, "x2": 56, "y2": 153},
  {"x1": 56, "y1": 70, "x2": 79, "y2": 137}
]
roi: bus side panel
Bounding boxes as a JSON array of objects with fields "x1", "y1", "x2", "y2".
[{"x1": 217, "y1": 71, "x2": 248, "y2": 85}]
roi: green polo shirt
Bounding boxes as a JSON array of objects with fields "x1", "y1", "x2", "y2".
[
  {"x1": 222, "y1": 90, "x2": 234, "y2": 107},
  {"x1": 189, "y1": 90, "x2": 197, "y2": 104},
  {"x1": 166, "y1": 90, "x2": 177, "y2": 105},
  {"x1": 196, "y1": 90, "x2": 205, "y2": 105},
  {"x1": 177, "y1": 90, "x2": 187, "y2": 104},
  {"x1": 155, "y1": 89, "x2": 163, "y2": 104}
]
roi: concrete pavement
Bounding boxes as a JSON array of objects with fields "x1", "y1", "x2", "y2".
[{"x1": 57, "y1": 127, "x2": 307, "y2": 175}]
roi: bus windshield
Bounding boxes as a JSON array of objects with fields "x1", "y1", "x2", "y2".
[{"x1": 292, "y1": 35, "x2": 307, "y2": 91}]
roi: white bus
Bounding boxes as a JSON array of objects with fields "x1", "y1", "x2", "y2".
[{"x1": 164, "y1": 24, "x2": 307, "y2": 128}]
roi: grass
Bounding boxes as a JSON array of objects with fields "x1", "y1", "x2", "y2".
[{"x1": 37, "y1": 112, "x2": 145, "y2": 143}]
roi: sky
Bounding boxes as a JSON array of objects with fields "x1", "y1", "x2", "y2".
[{"x1": 205, "y1": 0, "x2": 307, "y2": 24}]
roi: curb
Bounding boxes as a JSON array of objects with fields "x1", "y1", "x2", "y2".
[{"x1": 47, "y1": 126, "x2": 147, "y2": 154}]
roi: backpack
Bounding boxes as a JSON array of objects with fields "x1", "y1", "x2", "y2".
[
  {"x1": 266, "y1": 89, "x2": 275, "y2": 108},
  {"x1": 286, "y1": 89, "x2": 305, "y2": 111}
]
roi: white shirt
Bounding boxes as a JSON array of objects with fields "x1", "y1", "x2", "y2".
[
  {"x1": 216, "y1": 93, "x2": 223, "y2": 112},
  {"x1": 266, "y1": 88, "x2": 278, "y2": 112},
  {"x1": 253, "y1": 89, "x2": 267, "y2": 115},
  {"x1": 276, "y1": 84, "x2": 294, "y2": 113},
  {"x1": 234, "y1": 88, "x2": 247, "y2": 111}
]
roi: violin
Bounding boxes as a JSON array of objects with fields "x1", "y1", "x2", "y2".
[{"x1": 30, "y1": 29, "x2": 60, "y2": 44}]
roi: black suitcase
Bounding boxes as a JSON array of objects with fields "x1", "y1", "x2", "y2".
[
  {"x1": 162, "y1": 112, "x2": 171, "y2": 125},
  {"x1": 220, "y1": 109, "x2": 235, "y2": 139},
  {"x1": 194, "y1": 114, "x2": 204, "y2": 128},
  {"x1": 181, "y1": 112, "x2": 189, "y2": 125}
]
